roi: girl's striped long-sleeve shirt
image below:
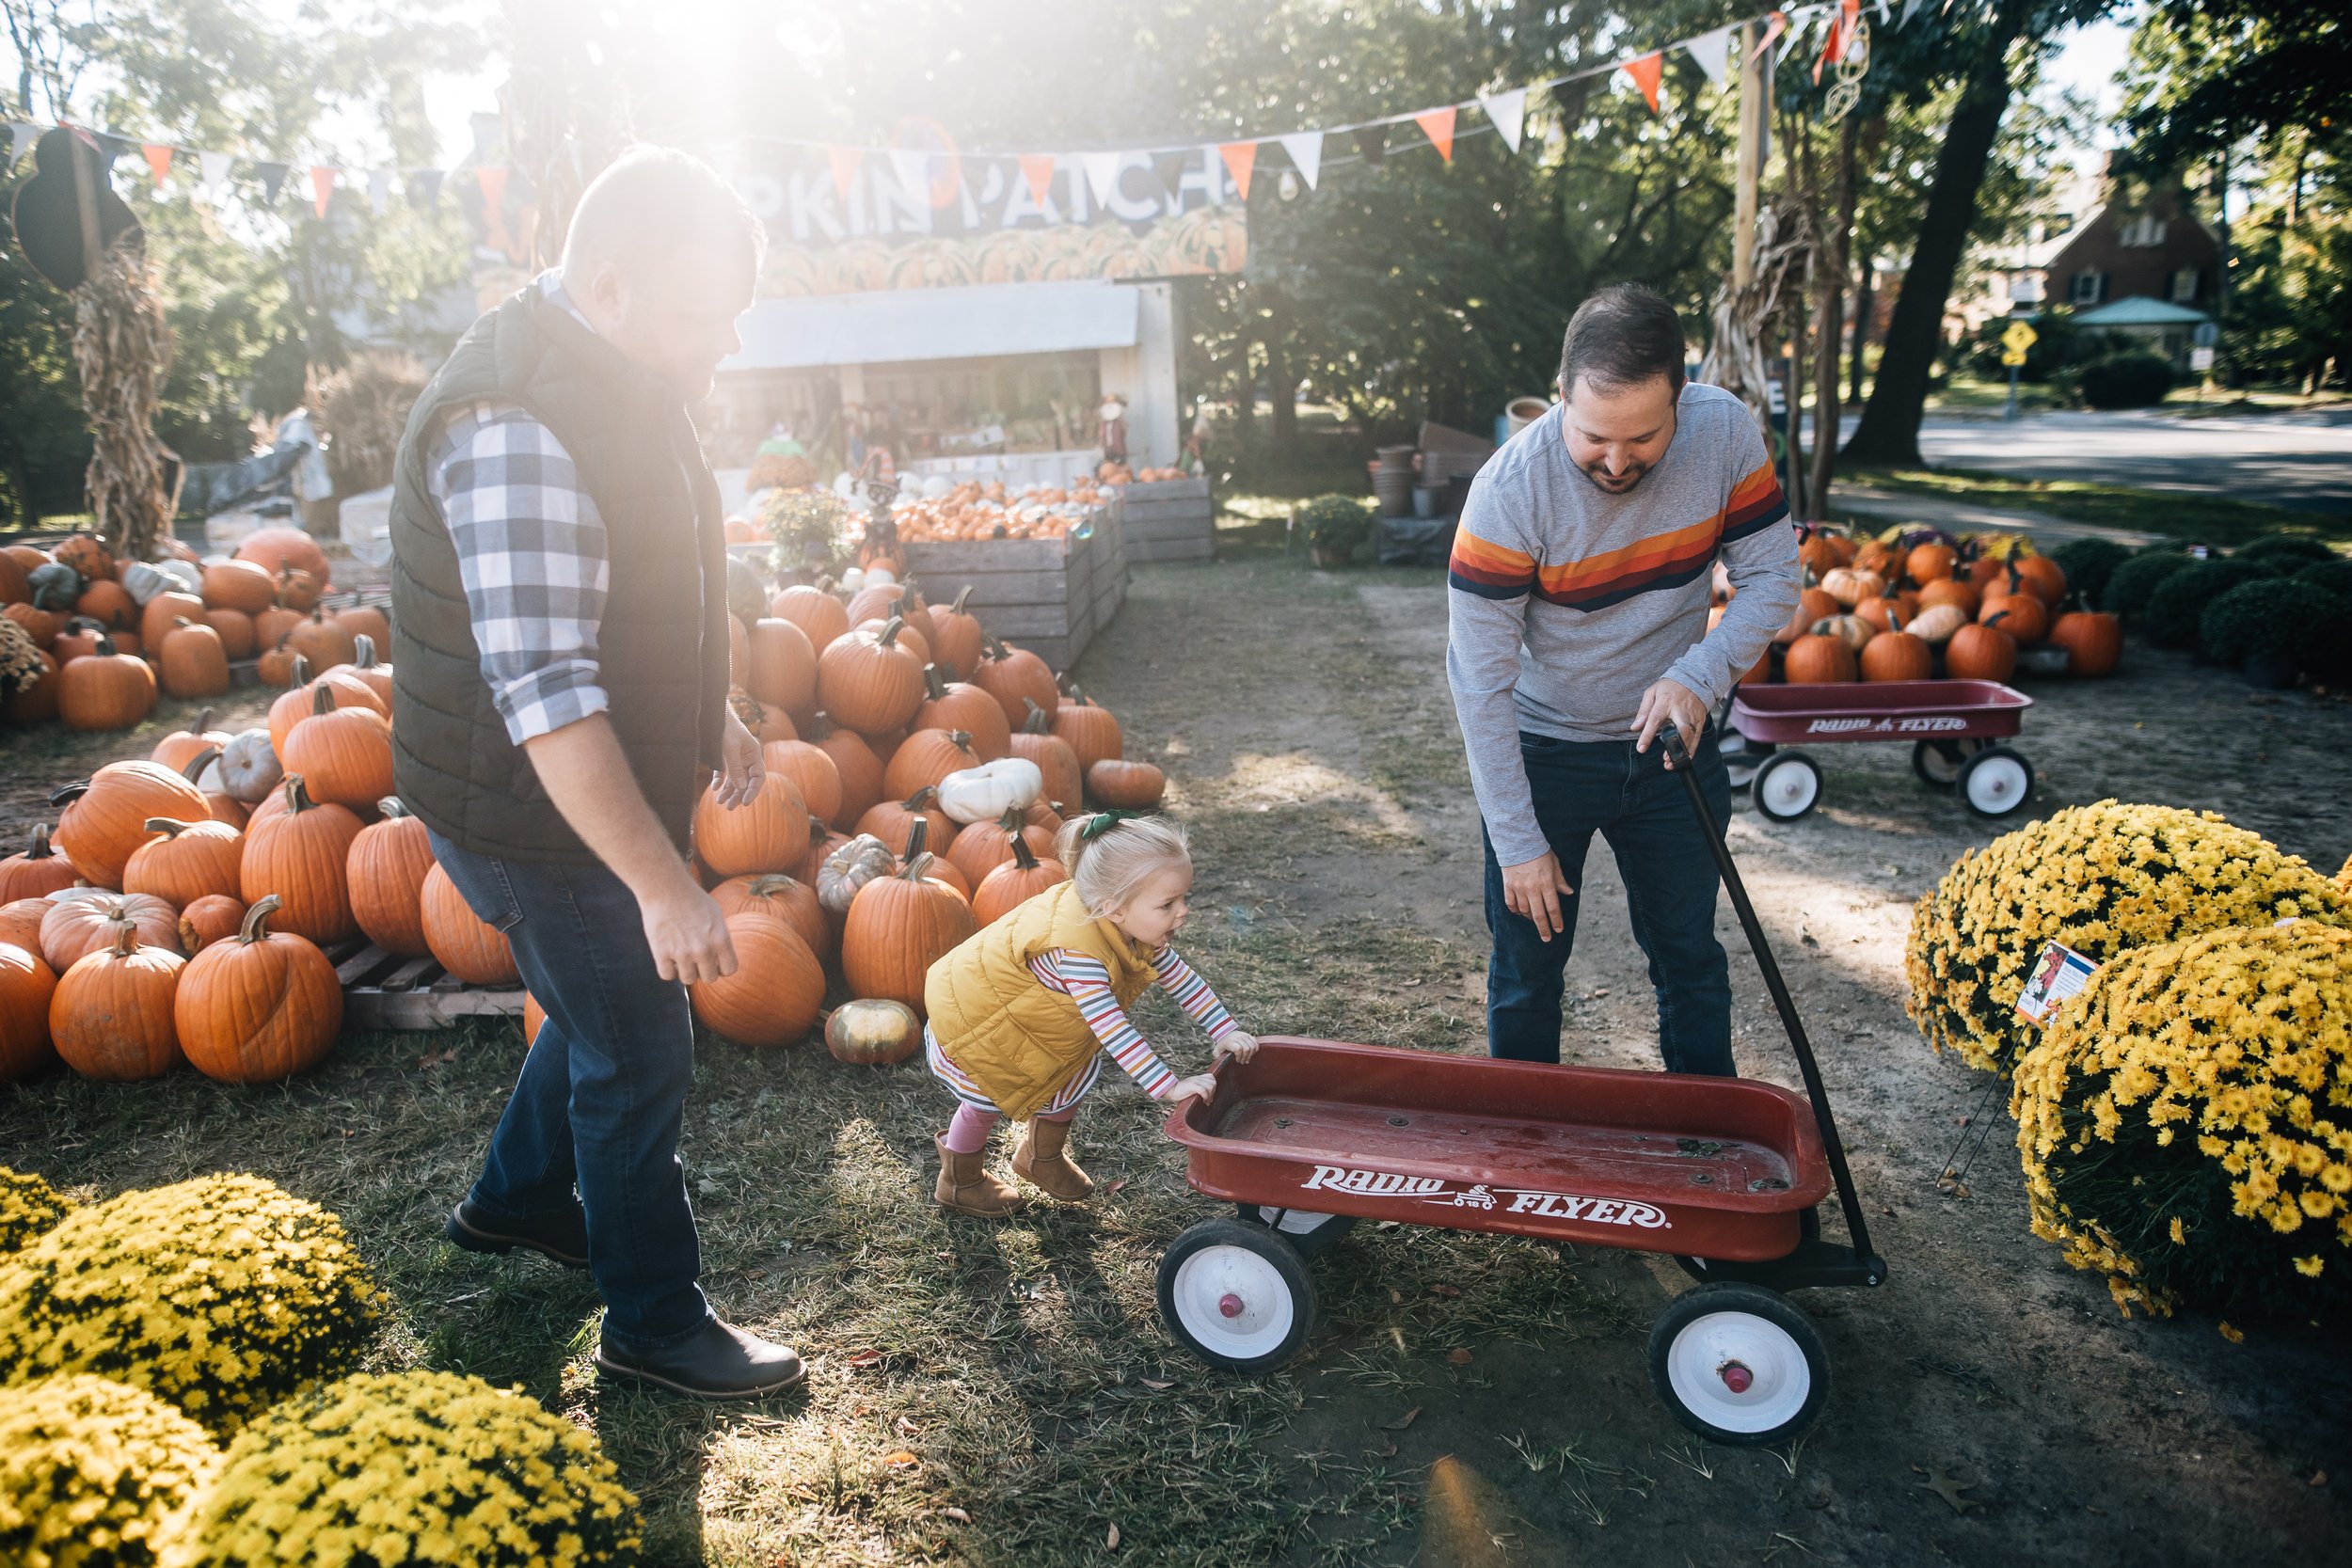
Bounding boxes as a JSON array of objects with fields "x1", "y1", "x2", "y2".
[{"x1": 930, "y1": 944, "x2": 1239, "y2": 1109}]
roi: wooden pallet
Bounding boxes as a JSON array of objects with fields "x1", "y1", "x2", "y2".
[
  {"x1": 904, "y1": 501, "x2": 1127, "y2": 674},
  {"x1": 1115, "y1": 478, "x2": 1216, "y2": 563},
  {"x1": 330, "y1": 938, "x2": 526, "y2": 1032}
]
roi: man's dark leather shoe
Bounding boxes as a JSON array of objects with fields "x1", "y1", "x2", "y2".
[
  {"x1": 447, "y1": 1198, "x2": 591, "y2": 1271},
  {"x1": 595, "y1": 1319, "x2": 806, "y2": 1400}
]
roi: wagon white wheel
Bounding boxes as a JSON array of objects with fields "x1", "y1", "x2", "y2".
[
  {"x1": 1750, "y1": 752, "x2": 1821, "y2": 822},
  {"x1": 1157, "y1": 1218, "x2": 1315, "y2": 1371},
  {"x1": 1647, "y1": 1282, "x2": 1828, "y2": 1446},
  {"x1": 1910, "y1": 736, "x2": 1985, "y2": 788},
  {"x1": 1957, "y1": 745, "x2": 2034, "y2": 818}
]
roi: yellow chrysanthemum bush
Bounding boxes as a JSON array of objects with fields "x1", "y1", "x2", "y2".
[
  {"x1": 2011, "y1": 921, "x2": 2352, "y2": 1321},
  {"x1": 1906, "y1": 800, "x2": 2350, "y2": 1076},
  {"x1": 180, "y1": 1370, "x2": 641, "y2": 1568},
  {"x1": 0, "y1": 1374, "x2": 222, "y2": 1568},
  {"x1": 0, "y1": 1174, "x2": 378, "y2": 1435},
  {"x1": 1, "y1": 1166, "x2": 72, "y2": 1253}
]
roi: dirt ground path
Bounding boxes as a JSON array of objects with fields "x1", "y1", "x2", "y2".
[{"x1": 1087, "y1": 560, "x2": 2352, "y2": 1568}]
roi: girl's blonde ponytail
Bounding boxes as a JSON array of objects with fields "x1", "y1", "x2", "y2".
[{"x1": 1055, "y1": 812, "x2": 1191, "y2": 915}]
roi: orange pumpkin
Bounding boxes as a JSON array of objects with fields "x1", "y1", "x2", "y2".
[
  {"x1": 926, "y1": 585, "x2": 984, "y2": 680},
  {"x1": 280, "y1": 686, "x2": 395, "y2": 810},
  {"x1": 137, "y1": 590, "x2": 207, "y2": 655},
  {"x1": 759, "y1": 740, "x2": 844, "y2": 826},
  {"x1": 746, "y1": 616, "x2": 818, "y2": 714},
  {"x1": 235, "y1": 526, "x2": 332, "y2": 587},
  {"x1": 150, "y1": 707, "x2": 232, "y2": 773},
  {"x1": 882, "y1": 728, "x2": 984, "y2": 802},
  {"x1": 239, "y1": 776, "x2": 363, "y2": 944},
  {"x1": 57, "y1": 635, "x2": 157, "y2": 731},
  {"x1": 854, "y1": 613, "x2": 931, "y2": 667},
  {"x1": 1904, "y1": 542, "x2": 1957, "y2": 584},
  {"x1": 807, "y1": 720, "x2": 885, "y2": 830},
  {"x1": 1979, "y1": 592, "x2": 2048, "y2": 645},
  {"x1": 973, "y1": 834, "x2": 1071, "y2": 925},
  {"x1": 2009, "y1": 554, "x2": 2067, "y2": 606},
  {"x1": 689, "y1": 911, "x2": 826, "y2": 1047},
  {"x1": 74, "y1": 578, "x2": 137, "y2": 633},
  {"x1": 2049, "y1": 610, "x2": 2122, "y2": 679},
  {"x1": 710, "y1": 872, "x2": 832, "y2": 962},
  {"x1": 815, "y1": 615, "x2": 927, "y2": 736},
  {"x1": 856, "y1": 785, "x2": 958, "y2": 858},
  {"x1": 1859, "y1": 625, "x2": 1933, "y2": 682},
  {"x1": 420, "y1": 863, "x2": 519, "y2": 984},
  {"x1": 1050, "y1": 684, "x2": 1123, "y2": 773},
  {"x1": 158, "y1": 616, "x2": 230, "y2": 699},
  {"x1": 1085, "y1": 759, "x2": 1167, "y2": 809},
  {"x1": 287, "y1": 606, "x2": 357, "y2": 670},
  {"x1": 50, "y1": 921, "x2": 185, "y2": 1080},
  {"x1": 770, "y1": 581, "x2": 850, "y2": 652},
  {"x1": 173, "y1": 894, "x2": 342, "y2": 1083},
  {"x1": 1915, "y1": 578, "x2": 1980, "y2": 617},
  {"x1": 335, "y1": 603, "x2": 391, "y2": 648},
  {"x1": 0, "y1": 940, "x2": 57, "y2": 1082},
  {"x1": 329, "y1": 634, "x2": 395, "y2": 707},
  {"x1": 693, "y1": 770, "x2": 811, "y2": 878},
  {"x1": 1782, "y1": 633, "x2": 1858, "y2": 685},
  {"x1": 1775, "y1": 586, "x2": 1844, "y2": 645},
  {"x1": 730, "y1": 689, "x2": 798, "y2": 746},
  {"x1": 946, "y1": 807, "x2": 1057, "y2": 891},
  {"x1": 970, "y1": 635, "x2": 1057, "y2": 728},
  {"x1": 0, "y1": 899, "x2": 50, "y2": 953},
  {"x1": 122, "y1": 817, "x2": 244, "y2": 907},
  {"x1": 177, "y1": 894, "x2": 246, "y2": 953},
  {"x1": 53, "y1": 761, "x2": 208, "y2": 889},
  {"x1": 202, "y1": 606, "x2": 257, "y2": 660},
  {"x1": 201, "y1": 558, "x2": 279, "y2": 613},
  {"x1": 347, "y1": 799, "x2": 435, "y2": 958},
  {"x1": 1945, "y1": 619, "x2": 2019, "y2": 682},
  {"x1": 841, "y1": 846, "x2": 977, "y2": 1017},
  {"x1": 1009, "y1": 702, "x2": 1084, "y2": 815},
  {"x1": 0, "y1": 824, "x2": 80, "y2": 903},
  {"x1": 912, "y1": 665, "x2": 1012, "y2": 760}
]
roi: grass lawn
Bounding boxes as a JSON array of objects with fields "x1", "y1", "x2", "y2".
[{"x1": 1841, "y1": 465, "x2": 2349, "y2": 548}]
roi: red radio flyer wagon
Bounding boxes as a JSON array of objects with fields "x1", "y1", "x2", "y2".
[
  {"x1": 1724, "y1": 677, "x2": 2035, "y2": 822},
  {"x1": 1155, "y1": 733, "x2": 1887, "y2": 1446}
]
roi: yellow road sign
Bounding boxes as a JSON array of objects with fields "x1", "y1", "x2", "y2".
[
  {"x1": 2001, "y1": 348, "x2": 2028, "y2": 367},
  {"x1": 2002, "y1": 321, "x2": 2038, "y2": 354}
]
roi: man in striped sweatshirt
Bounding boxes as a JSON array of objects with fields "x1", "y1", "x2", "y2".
[{"x1": 1446, "y1": 284, "x2": 1799, "y2": 1074}]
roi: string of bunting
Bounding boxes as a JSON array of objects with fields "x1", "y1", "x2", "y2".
[{"x1": 2, "y1": 1, "x2": 1900, "y2": 220}]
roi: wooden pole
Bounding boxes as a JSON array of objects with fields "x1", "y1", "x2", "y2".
[{"x1": 1732, "y1": 23, "x2": 1766, "y2": 292}]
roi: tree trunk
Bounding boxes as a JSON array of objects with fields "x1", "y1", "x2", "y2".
[
  {"x1": 1848, "y1": 250, "x2": 1874, "y2": 406},
  {"x1": 1265, "y1": 299, "x2": 1296, "y2": 450},
  {"x1": 1842, "y1": 8, "x2": 2027, "y2": 467},
  {"x1": 1807, "y1": 115, "x2": 1861, "y2": 518},
  {"x1": 1781, "y1": 112, "x2": 1813, "y2": 520}
]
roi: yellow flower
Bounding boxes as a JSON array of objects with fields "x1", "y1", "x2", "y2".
[
  {"x1": 2217, "y1": 1321, "x2": 2245, "y2": 1343},
  {"x1": 0, "y1": 1373, "x2": 222, "y2": 1568}
]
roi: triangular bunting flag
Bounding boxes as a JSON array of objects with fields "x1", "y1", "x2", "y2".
[
  {"x1": 1752, "y1": 11, "x2": 1788, "y2": 64},
  {"x1": 827, "y1": 145, "x2": 863, "y2": 201},
  {"x1": 1477, "y1": 88, "x2": 1527, "y2": 154},
  {"x1": 1622, "y1": 51, "x2": 1664, "y2": 116},
  {"x1": 257, "y1": 163, "x2": 290, "y2": 204},
  {"x1": 6, "y1": 121, "x2": 34, "y2": 169},
  {"x1": 1017, "y1": 152, "x2": 1057, "y2": 207},
  {"x1": 1149, "y1": 149, "x2": 1192, "y2": 200},
  {"x1": 888, "y1": 148, "x2": 930, "y2": 201},
  {"x1": 1413, "y1": 105, "x2": 1457, "y2": 164},
  {"x1": 1900, "y1": 0, "x2": 1928, "y2": 24},
  {"x1": 1277, "y1": 131, "x2": 1322, "y2": 190},
  {"x1": 140, "y1": 143, "x2": 173, "y2": 187},
  {"x1": 310, "y1": 166, "x2": 336, "y2": 218},
  {"x1": 198, "y1": 150, "x2": 230, "y2": 191},
  {"x1": 1217, "y1": 141, "x2": 1257, "y2": 201},
  {"x1": 1353, "y1": 125, "x2": 1387, "y2": 166},
  {"x1": 409, "y1": 168, "x2": 443, "y2": 211},
  {"x1": 1685, "y1": 25, "x2": 1735, "y2": 89},
  {"x1": 1080, "y1": 151, "x2": 1122, "y2": 209},
  {"x1": 368, "y1": 168, "x2": 392, "y2": 215}
]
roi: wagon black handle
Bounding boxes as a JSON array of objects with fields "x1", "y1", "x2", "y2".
[{"x1": 1660, "y1": 726, "x2": 1883, "y2": 1284}]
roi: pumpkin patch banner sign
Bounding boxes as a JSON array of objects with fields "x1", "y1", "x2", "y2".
[{"x1": 723, "y1": 135, "x2": 1249, "y2": 296}]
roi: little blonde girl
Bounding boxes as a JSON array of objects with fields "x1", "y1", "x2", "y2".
[{"x1": 921, "y1": 811, "x2": 1256, "y2": 1215}]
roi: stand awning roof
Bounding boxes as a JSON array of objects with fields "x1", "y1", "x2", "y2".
[{"x1": 722, "y1": 280, "x2": 1142, "y2": 373}]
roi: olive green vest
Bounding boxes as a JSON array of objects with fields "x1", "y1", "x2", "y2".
[{"x1": 388, "y1": 285, "x2": 729, "y2": 862}]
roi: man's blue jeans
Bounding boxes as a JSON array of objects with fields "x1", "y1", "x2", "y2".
[
  {"x1": 1480, "y1": 727, "x2": 1737, "y2": 1076},
  {"x1": 428, "y1": 832, "x2": 712, "y2": 1355}
]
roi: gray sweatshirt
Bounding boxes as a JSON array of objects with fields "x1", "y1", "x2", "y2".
[{"x1": 1445, "y1": 383, "x2": 1799, "y2": 865}]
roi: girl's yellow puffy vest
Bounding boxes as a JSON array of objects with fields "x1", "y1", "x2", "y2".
[{"x1": 924, "y1": 881, "x2": 1160, "y2": 1119}]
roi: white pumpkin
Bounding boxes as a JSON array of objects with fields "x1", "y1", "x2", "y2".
[
  {"x1": 838, "y1": 566, "x2": 866, "y2": 594},
  {"x1": 936, "y1": 757, "x2": 1042, "y2": 825},
  {"x1": 217, "y1": 727, "x2": 285, "y2": 803},
  {"x1": 1906, "y1": 603, "x2": 1971, "y2": 647}
]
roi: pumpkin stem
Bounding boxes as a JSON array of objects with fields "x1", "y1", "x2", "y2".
[
  {"x1": 281, "y1": 774, "x2": 318, "y2": 815},
  {"x1": 1888, "y1": 610, "x2": 1905, "y2": 634},
  {"x1": 22, "y1": 823, "x2": 56, "y2": 860},
  {"x1": 747, "y1": 874, "x2": 799, "y2": 896},
  {"x1": 1985, "y1": 610, "x2": 2010, "y2": 631},
  {"x1": 182, "y1": 745, "x2": 222, "y2": 784},
  {"x1": 904, "y1": 784, "x2": 939, "y2": 810},
  {"x1": 947, "y1": 729, "x2": 972, "y2": 752},
  {"x1": 982, "y1": 632, "x2": 1008, "y2": 660},
  {"x1": 142, "y1": 817, "x2": 191, "y2": 838},
  {"x1": 93, "y1": 631, "x2": 118, "y2": 657},
  {"x1": 239, "y1": 895, "x2": 281, "y2": 942},
  {"x1": 377, "y1": 797, "x2": 408, "y2": 818},
  {"x1": 192, "y1": 705, "x2": 213, "y2": 735},
  {"x1": 904, "y1": 816, "x2": 930, "y2": 863},
  {"x1": 949, "y1": 585, "x2": 972, "y2": 616},
  {"x1": 311, "y1": 683, "x2": 338, "y2": 715},
  {"x1": 108, "y1": 920, "x2": 142, "y2": 958},
  {"x1": 291, "y1": 654, "x2": 312, "y2": 686},
  {"x1": 875, "y1": 614, "x2": 905, "y2": 648},
  {"x1": 903, "y1": 849, "x2": 937, "y2": 882},
  {"x1": 354, "y1": 632, "x2": 376, "y2": 667},
  {"x1": 923, "y1": 663, "x2": 948, "y2": 701},
  {"x1": 47, "y1": 781, "x2": 89, "y2": 806},
  {"x1": 1009, "y1": 834, "x2": 1041, "y2": 872}
]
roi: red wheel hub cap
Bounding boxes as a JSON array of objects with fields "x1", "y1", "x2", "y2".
[
  {"x1": 1218, "y1": 1292, "x2": 1246, "y2": 1319},
  {"x1": 1720, "y1": 1360, "x2": 1754, "y2": 1394}
]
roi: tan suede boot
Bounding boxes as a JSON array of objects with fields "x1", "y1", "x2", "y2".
[
  {"x1": 1011, "y1": 1117, "x2": 1095, "y2": 1200},
  {"x1": 934, "y1": 1135, "x2": 1026, "y2": 1217}
]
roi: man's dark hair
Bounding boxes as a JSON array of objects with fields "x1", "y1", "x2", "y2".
[{"x1": 1558, "y1": 283, "x2": 1687, "y2": 394}]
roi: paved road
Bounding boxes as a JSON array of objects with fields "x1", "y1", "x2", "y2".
[{"x1": 1836, "y1": 406, "x2": 2352, "y2": 515}]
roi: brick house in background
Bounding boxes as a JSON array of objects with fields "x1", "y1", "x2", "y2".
[{"x1": 2042, "y1": 184, "x2": 2221, "y2": 315}]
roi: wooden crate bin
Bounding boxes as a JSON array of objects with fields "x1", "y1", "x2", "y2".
[
  {"x1": 904, "y1": 503, "x2": 1127, "y2": 675},
  {"x1": 1115, "y1": 477, "x2": 1215, "y2": 562}
]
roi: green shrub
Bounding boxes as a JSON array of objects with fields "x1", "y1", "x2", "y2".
[
  {"x1": 2046, "y1": 537, "x2": 2132, "y2": 610},
  {"x1": 2285, "y1": 562, "x2": 2352, "y2": 678},
  {"x1": 2072, "y1": 351, "x2": 2177, "y2": 410},
  {"x1": 1297, "y1": 494, "x2": 1371, "y2": 558},
  {"x1": 2295, "y1": 557, "x2": 2352, "y2": 599},
  {"x1": 2235, "y1": 534, "x2": 2338, "y2": 568},
  {"x1": 2140, "y1": 557, "x2": 2280, "y2": 650},
  {"x1": 2104, "y1": 548, "x2": 2199, "y2": 621},
  {"x1": 2197, "y1": 577, "x2": 2338, "y2": 671}
]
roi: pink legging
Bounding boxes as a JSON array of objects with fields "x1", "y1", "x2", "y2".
[{"x1": 943, "y1": 1101, "x2": 1074, "y2": 1154}]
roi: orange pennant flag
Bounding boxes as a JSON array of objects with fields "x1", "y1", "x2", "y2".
[
  {"x1": 1217, "y1": 141, "x2": 1258, "y2": 201},
  {"x1": 1018, "y1": 152, "x2": 1057, "y2": 207},
  {"x1": 1623, "y1": 52, "x2": 1664, "y2": 116},
  {"x1": 310, "y1": 165, "x2": 336, "y2": 218},
  {"x1": 140, "y1": 143, "x2": 172, "y2": 187},
  {"x1": 1413, "y1": 106, "x2": 1457, "y2": 164},
  {"x1": 827, "y1": 145, "x2": 863, "y2": 201}
]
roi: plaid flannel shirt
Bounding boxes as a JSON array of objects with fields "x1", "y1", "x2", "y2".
[{"x1": 426, "y1": 273, "x2": 612, "y2": 746}]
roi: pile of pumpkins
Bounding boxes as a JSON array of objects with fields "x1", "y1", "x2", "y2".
[
  {"x1": 1718, "y1": 528, "x2": 2121, "y2": 686},
  {"x1": 0, "y1": 525, "x2": 387, "y2": 732},
  {"x1": 0, "y1": 562, "x2": 1164, "y2": 1085}
]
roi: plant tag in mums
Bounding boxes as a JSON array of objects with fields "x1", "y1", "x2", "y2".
[{"x1": 2015, "y1": 941, "x2": 2097, "y2": 1027}]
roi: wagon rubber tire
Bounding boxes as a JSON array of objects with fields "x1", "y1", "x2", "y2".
[
  {"x1": 1910, "y1": 737, "x2": 1986, "y2": 789},
  {"x1": 1750, "y1": 751, "x2": 1821, "y2": 822},
  {"x1": 1234, "y1": 1204, "x2": 1359, "y2": 1260},
  {"x1": 1158, "y1": 1217, "x2": 1316, "y2": 1372},
  {"x1": 1648, "y1": 1282, "x2": 1829, "y2": 1446},
  {"x1": 1956, "y1": 744, "x2": 2035, "y2": 818}
]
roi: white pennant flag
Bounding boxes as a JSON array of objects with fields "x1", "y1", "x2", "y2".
[
  {"x1": 1901, "y1": 0, "x2": 1930, "y2": 24},
  {"x1": 1477, "y1": 87, "x2": 1528, "y2": 154},
  {"x1": 1080, "y1": 150, "x2": 1123, "y2": 209},
  {"x1": 367, "y1": 168, "x2": 393, "y2": 215},
  {"x1": 1685, "y1": 25, "x2": 1736, "y2": 89},
  {"x1": 888, "y1": 148, "x2": 930, "y2": 201},
  {"x1": 1277, "y1": 131, "x2": 1323, "y2": 189},
  {"x1": 8, "y1": 121, "x2": 35, "y2": 169},
  {"x1": 198, "y1": 150, "x2": 231, "y2": 191}
]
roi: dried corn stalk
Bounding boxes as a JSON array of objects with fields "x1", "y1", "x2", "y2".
[
  {"x1": 1699, "y1": 199, "x2": 1813, "y2": 436},
  {"x1": 71, "y1": 236, "x2": 174, "y2": 560}
]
